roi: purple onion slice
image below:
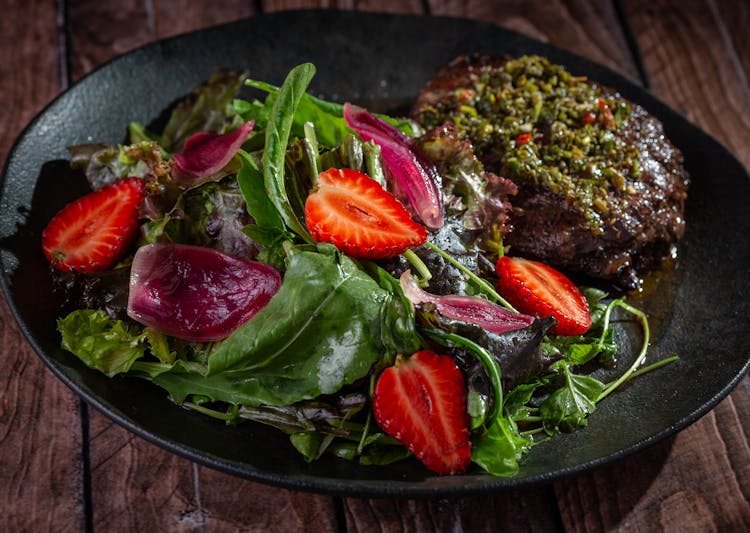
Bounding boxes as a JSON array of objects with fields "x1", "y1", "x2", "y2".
[
  {"x1": 343, "y1": 103, "x2": 444, "y2": 229},
  {"x1": 172, "y1": 121, "x2": 254, "y2": 181},
  {"x1": 128, "y1": 243, "x2": 280, "y2": 342},
  {"x1": 400, "y1": 271, "x2": 533, "y2": 334}
]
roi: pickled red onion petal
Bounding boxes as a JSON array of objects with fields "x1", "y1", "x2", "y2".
[
  {"x1": 127, "y1": 243, "x2": 280, "y2": 342},
  {"x1": 343, "y1": 103, "x2": 443, "y2": 229},
  {"x1": 400, "y1": 270, "x2": 533, "y2": 334},
  {"x1": 172, "y1": 121, "x2": 254, "y2": 179}
]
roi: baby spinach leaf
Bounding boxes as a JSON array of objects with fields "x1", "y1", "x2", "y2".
[
  {"x1": 245, "y1": 78, "x2": 352, "y2": 148},
  {"x1": 152, "y1": 247, "x2": 388, "y2": 406},
  {"x1": 262, "y1": 63, "x2": 316, "y2": 242},
  {"x1": 236, "y1": 149, "x2": 287, "y2": 244}
]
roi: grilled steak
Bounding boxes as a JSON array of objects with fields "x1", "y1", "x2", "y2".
[{"x1": 412, "y1": 55, "x2": 689, "y2": 289}]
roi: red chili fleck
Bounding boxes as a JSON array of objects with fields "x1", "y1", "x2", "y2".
[
  {"x1": 582, "y1": 112, "x2": 597, "y2": 124},
  {"x1": 597, "y1": 98, "x2": 616, "y2": 129},
  {"x1": 516, "y1": 133, "x2": 532, "y2": 145},
  {"x1": 457, "y1": 88, "x2": 475, "y2": 102}
]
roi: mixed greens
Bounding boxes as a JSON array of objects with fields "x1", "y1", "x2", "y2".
[{"x1": 51, "y1": 63, "x2": 676, "y2": 476}]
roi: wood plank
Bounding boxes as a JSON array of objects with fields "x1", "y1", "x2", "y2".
[
  {"x1": 261, "y1": 0, "x2": 425, "y2": 14},
  {"x1": 344, "y1": 488, "x2": 563, "y2": 532},
  {"x1": 67, "y1": 0, "x2": 255, "y2": 81},
  {"x1": 0, "y1": 299, "x2": 85, "y2": 532},
  {"x1": 712, "y1": 0, "x2": 750, "y2": 84},
  {"x1": 0, "y1": 1, "x2": 85, "y2": 531},
  {"x1": 152, "y1": 0, "x2": 255, "y2": 39},
  {"x1": 621, "y1": 0, "x2": 750, "y2": 169},
  {"x1": 554, "y1": 392, "x2": 750, "y2": 532},
  {"x1": 427, "y1": 0, "x2": 640, "y2": 81},
  {"x1": 88, "y1": 416, "x2": 338, "y2": 531}
]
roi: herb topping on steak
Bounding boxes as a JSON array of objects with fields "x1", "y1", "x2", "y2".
[{"x1": 412, "y1": 55, "x2": 689, "y2": 289}]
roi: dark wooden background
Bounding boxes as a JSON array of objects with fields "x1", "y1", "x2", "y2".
[{"x1": 1, "y1": 1, "x2": 748, "y2": 531}]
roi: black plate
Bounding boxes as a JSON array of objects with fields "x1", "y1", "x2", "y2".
[{"x1": 2, "y1": 10, "x2": 749, "y2": 497}]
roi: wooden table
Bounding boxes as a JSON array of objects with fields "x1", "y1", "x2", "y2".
[{"x1": 2, "y1": 1, "x2": 748, "y2": 531}]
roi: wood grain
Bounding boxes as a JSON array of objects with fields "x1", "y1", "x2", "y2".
[
  {"x1": 0, "y1": 1, "x2": 85, "y2": 532},
  {"x1": 554, "y1": 394, "x2": 750, "y2": 532},
  {"x1": 621, "y1": 0, "x2": 750, "y2": 169},
  {"x1": 427, "y1": 0, "x2": 640, "y2": 81},
  {"x1": 88, "y1": 415, "x2": 339, "y2": 531},
  {"x1": 343, "y1": 488, "x2": 563, "y2": 532},
  {"x1": 67, "y1": 0, "x2": 256, "y2": 82},
  {"x1": 261, "y1": 0, "x2": 425, "y2": 14}
]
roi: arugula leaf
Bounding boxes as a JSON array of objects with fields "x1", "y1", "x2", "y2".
[
  {"x1": 543, "y1": 289, "x2": 618, "y2": 366},
  {"x1": 539, "y1": 363, "x2": 605, "y2": 433},
  {"x1": 503, "y1": 378, "x2": 549, "y2": 421},
  {"x1": 472, "y1": 416, "x2": 532, "y2": 477}
]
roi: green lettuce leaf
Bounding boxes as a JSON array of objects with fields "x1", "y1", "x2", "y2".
[{"x1": 58, "y1": 310, "x2": 148, "y2": 377}]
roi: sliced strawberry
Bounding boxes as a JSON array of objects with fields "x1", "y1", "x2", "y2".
[
  {"x1": 372, "y1": 350, "x2": 471, "y2": 475},
  {"x1": 494, "y1": 256, "x2": 592, "y2": 336},
  {"x1": 305, "y1": 168, "x2": 428, "y2": 259},
  {"x1": 42, "y1": 177, "x2": 145, "y2": 272}
]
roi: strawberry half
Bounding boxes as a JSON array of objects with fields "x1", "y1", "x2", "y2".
[
  {"x1": 304, "y1": 168, "x2": 428, "y2": 259},
  {"x1": 495, "y1": 256, "x2": 592, "y2": 336},
  {"x1": 42, "y1": 177, "x2": 145, "y2": 272},
  {"x1": 372, "y1": 350, "x2": 472, "y2": 475}
]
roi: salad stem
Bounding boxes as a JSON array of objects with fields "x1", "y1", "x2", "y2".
[
  {"x1": 598, "y1": 301, "x2": 650, "y2": 401},
  {"x1": 624, "y1": 355, "x2": 679, "y2": 382},
  {"x1": 423, "y1": 241, "x2": 517, "y2": 312},
  {"x1": 303, "y1": 121, "x2": 321, "y2": 184},
  {"x1": 403, "y1": 249, "x2": 432, "y2": 286},
  {"x1": 184, "y1": 402, "x2": 237, "y2": 422}
]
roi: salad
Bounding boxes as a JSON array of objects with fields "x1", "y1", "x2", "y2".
[{"x1": 45, "y1": 63, "x2": 676, "y2": 476}]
